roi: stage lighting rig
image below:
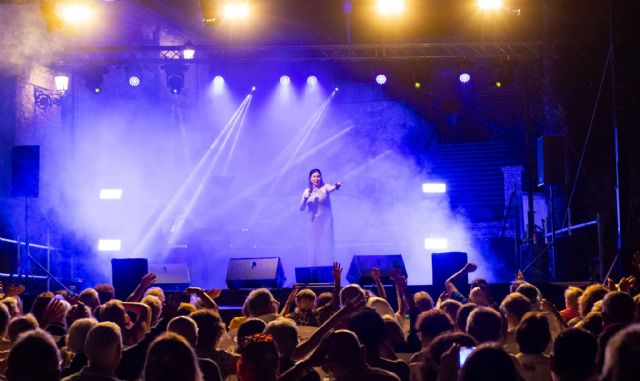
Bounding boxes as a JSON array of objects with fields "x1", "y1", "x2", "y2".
[
  {"x1": 163, "y1": 64, "x2": 188, "y2": 94},
  {"x1": 376, "y1": 0, "x2": 405, "y2": 15}
]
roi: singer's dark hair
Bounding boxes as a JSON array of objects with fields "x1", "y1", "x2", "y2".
[{"x1": 308, "y1": 168, "x2": 324, "y2": 188}]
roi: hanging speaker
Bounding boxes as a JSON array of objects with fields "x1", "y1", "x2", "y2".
[{"x1": 11, "y1": 145, "x2": 40, "y2": 198}]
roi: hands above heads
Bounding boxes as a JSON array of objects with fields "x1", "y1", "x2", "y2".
[
  {"x1": 371, "y1": 267, "x2": 382, "y2": 284},
  {"x1": 333, "y1": 262, "x2": 342, "y2": 281},
  {"x1": 465, "y1": 263, "x2": 478, "y2": 273},
  {"x1": 141, "y1": 273, "x2": 157, "y2": 289},
  {"x1": 42, "y1": 298, "x2": 67, "y2": 328}
]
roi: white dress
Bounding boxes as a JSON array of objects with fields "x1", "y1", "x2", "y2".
[{"x1": 303, "y1": 184, "x2": 335, "y2": 266}]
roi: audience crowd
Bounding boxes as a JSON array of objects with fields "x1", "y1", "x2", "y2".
[{"x1": 0, "y1": 254, "x2": 640, "y2": 381}]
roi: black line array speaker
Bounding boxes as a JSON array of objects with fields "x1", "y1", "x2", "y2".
[
  {"x1": 537, "y1": 136, "x2": 565, "y2": 187},
  {"x1": 111, "y1": 258, "x2": 148, "y2": 301},
  {"x1": 346, "y1": 254, "x2": 407, "y2": 285},
  {"x1": 11, "y1": 145, "x2": 40, "y2": 198},
  {"x1": 431, "y1": 252, "x2": 468, "y2": 289},
  {"x1": 226, "y1": 257, "x2": 285, "y2": 289}
]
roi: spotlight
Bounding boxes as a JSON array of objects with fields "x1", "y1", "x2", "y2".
[
  {"x1": 223, "y1": 1, "x2": 250, "y2": 19},
  {"x1": 459, "y1": 73, "x2": 471, "y2": 84},
  {"x1": 495, "y1": 81, "x2": 502, "y2": 88},
  {"x1": 334, "y1": 87, "x2": 339, "y2": 92},
  {"x1": 163, "y1": 64, "x2": 187, "y2": 94},
  {"x1": 280, "y1": 75, "x2": 291, "y2": 86},
  {"x1": 125, "y1": 64, "x2": 143, "y2": 87},
  {"x1": 375, "y1": 74, "x2": 387, "y2": 85},
  {"x1": 98, "y1": 239, "x2": 121, "y2": 252},
  {"x1": 213, "y1": 75, "x2": 224, "y2": 86},
  {"x1": 54, "y1": 75, "x2": 69, "y2": 95},
  {"x1": 307, "y1": 75, "x2": 318, "y2": 86},
  {"x1": 414, "y1": 82, "x2": 421, "y2": 89},
  {"x1": 376, "y1": 0, "x2": 405, "y2": 15},
  {"x1": 424, "y1": 238, "x2": 448, "y2": 250},
  {"x1": 183, "y1": 41, "x2": 195, "y2": 60},
  {"x1": 251, "y1": 86, "x2": 256, "y2": 92},
  {"x1": 83, "y1": 65, "x2": 107, "y2": 94},
  {"x1": 478, "y1": 0, "x2": 503, "y2": 11},
  {"x1": 57, "y1": 2, "x2": 94, "y2": 24}
]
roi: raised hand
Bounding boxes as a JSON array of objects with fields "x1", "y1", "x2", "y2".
[
  {"x1": 371, "y1": 267, "x2": 382, "y2": 283},
  {"x1": 465, "y1": 263, "x2": 478, "y2": 273},
  {"x1": 333, "y1": 262, "x2": 342, "y2": 281},
  {"x1": 140, "y1": 273, "x2": 157, "y2": 289},
  {"x1": 42, "y1": 299, "x2": 67, "y2": 327},
  {"x1": 286, "y1": 288, "x2": 299, "y2": 304},
  {"x1": 206, "y1": 289, "x2": 222, "y2": 299},
  {"x1": 618, "y1": 275, "x2": 637, "y2": 293}
]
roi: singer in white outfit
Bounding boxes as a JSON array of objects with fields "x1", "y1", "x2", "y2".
[{"x1": 299, "y1": 169, "x2": 342, "y2": 266}]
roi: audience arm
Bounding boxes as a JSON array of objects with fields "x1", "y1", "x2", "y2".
[
  {"x1": 445, "y1": 263, "x2": 476, "y2": 294},
  {"x1": 126, "y1": 273, "x2": 157, "y2": 302},
  {"x1": 371, "y1": 267, "x2": 387, "y2": 300}
]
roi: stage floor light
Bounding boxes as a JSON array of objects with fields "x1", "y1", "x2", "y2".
[
  {"x1": 459, "y1": 73, "x2": 471, "y2": 83},
  {"x1": 307, "y1": 75, "x2": 318, "y2": 86},
  {"x1": 376, "y1": 74, "x2": 387, "y2": 85}
]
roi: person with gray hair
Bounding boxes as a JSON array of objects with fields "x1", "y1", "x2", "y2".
[
  {"x1": 600, "y1": 323, "x2": 640, "y2": 381},
  {"x1": 62, "y1": 321, "x2": 123, "y2": 381},
  {"x1": 265, "y1": 319, "x2": 320, "y2": 381},
  {"x1": 167, "y1": 316, "x2": 222, "y2": 381},
  {"x1": 61, "y1": 318, "x2": 98, "y2": 377}
]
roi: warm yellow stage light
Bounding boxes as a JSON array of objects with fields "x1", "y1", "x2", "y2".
[
  {"x1": 56, "y1": 2, "x2": 94, "y2": 24},
  {"x1": 224, "y1": 2, "x2": 250, "y2": 19},
  {"x1": 376, "y1": 0, "x2": 406, "y2": 15},
  {"x1": 478, "y1": 0, "x2": 503, "y2": 11}
]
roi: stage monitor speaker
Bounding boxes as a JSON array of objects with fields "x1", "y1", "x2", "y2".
[
  {"x1": 295, "y1": 266, "x2": 333, "y2": 284},
  {"x1": 226, "y1": 257, "x2": 285, "y2": 289},
  {"x1": 537, "y1": 136, "x2": 565, "y2": 187},
  {"x1": 148, "y1": 263, "x2": 190, "y2": 292},
  {"x1": 11, "y1": 145, "x2": 39, "y2": 198},
  {"x1": 111, "y1": 258, "x2": 148, "y2": 301},
  {"x1": 431, "y1": 252, "x2": 468, "y2": 288},
  {"x1": 346, "y1": 255, "x2": 407, "y2": 285}
]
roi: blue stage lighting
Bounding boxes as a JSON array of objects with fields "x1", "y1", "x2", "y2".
[
  {"x1": 459, "y1": 73, "x2": 471, "y2": 83},
  {"x1": 280, "y1": 75, "x2": 291, "y2": 86},
  {"x1": 129, "y1": 75, "x2": 141, "y2": 87},
  {"x1": 213, "y1": 75, "x2": 224, "y2": 86},
  {"x1": 376, "y1": 74, "x2": 387, "y2": 85},
  {"x1": 307, "y1": 75, "x2": 318, "y2": 86}
]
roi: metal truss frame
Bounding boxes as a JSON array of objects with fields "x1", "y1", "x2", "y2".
[{"x1": 63, "y1": 41, "x2": 542, "y2": 64}]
